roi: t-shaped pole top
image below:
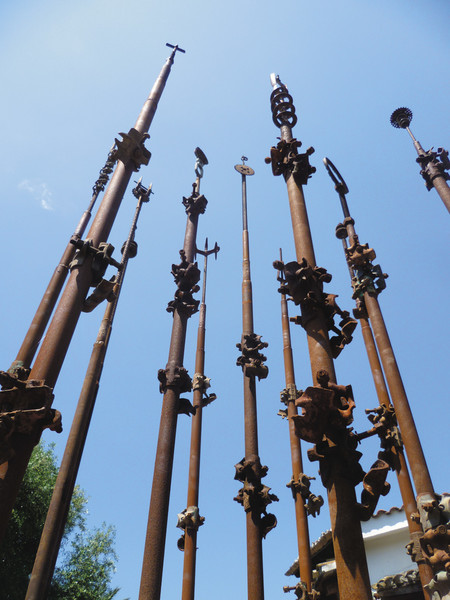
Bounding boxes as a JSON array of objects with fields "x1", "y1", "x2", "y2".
[{"x1": 166, "y1": 43, "x2": 186, "y2": 61}]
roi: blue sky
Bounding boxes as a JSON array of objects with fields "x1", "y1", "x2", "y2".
[{"x1": 1, "y1": 1, "x2": 449, "y2": 598}]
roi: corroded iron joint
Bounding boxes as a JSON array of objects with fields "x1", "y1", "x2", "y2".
[
  {"x1": 5, "y1": 362, "x2": 30, "y2": 382},
  {"x1": 283, "y1": 582, "x2": 321, "y2": 600},
  {"x1": 192, "y1": 373, "x2": 217, "y2": 407},
  {"x1": 176, "y1": 506, "x2": 205, "y2": 532},
  {"x1": 352, "y1": 297, "x2": 368, "y2": 320},
  {"x1": 344, "y1": 239, "x2": 388, "y2": 300},
  {"x1": 157, "y1": 366, "x2": 192, "y2": 395},
  {"x1": 357, "y1": 458, "x2": 391, "y2": 521},
  {"x1": 273, "y1": 258, "x2": 331, "y2": 325},
  {"x1": 234, "y1": 456, "x2": 278, "y2": 535},
  {"x1": 82, "y1": 278, "x2": 117, "y2": 313},
  {"x1": 406, "y1": 531, "x2": 425, "y2": 564},
  {"x1": 417, "y1": 147, "x2": 450, "y2": 191},
  {"x1": 167, "y1": 250, "x2": 201, "y2": 316},
  {"x1": 419, "y1": 524, "x2": 450, "y2": 573},
  {"x1": 69, "y1": 239, "x2": 121, "y2": 287},
  {"x1": 265, "y1": 139, "x2": 316, "y2": 186},
  {"x1": 115, "y1": 128, "x2": 151, "y2": 171},
  {"x1": 234, "y1": 455, "x2": 268, "y2": 483},
  {"x1": 351, "y1": 264, "x2": 387, "y2": 299},
  {"x1": 345, "y1": 238, "x2": 376, "y2": 268},
  {"x1": 236, "y1": 333, "x2": 268, "y2": 380},
  {"x1": 364, "y1": 405, "x2": 403, "y2": 460},
  {"x1": 274, "y1": 257, "x2": 358, "y2": 355},
  {"x1": 292, "y1": 374, "x2": 366, "y2": 487},
  {"x1": 182, "y1": 192, "x2": 208, "y2": 216},
  {"x1": 323, "y1": 294, "x2": 358, "y2": 358},
  {"x1": 0, "y1": 379, "x2": 60, "y2": 465},
  {"x1": 192, "y1": 373, "x2": 210, "y2": 392},
  {"x1": 280, "y1": 383, "x2": 302, "y2": 406},
  {"x1": 286, "y1": 473, "x2": 324, "y2": 517},
  {"x1": 416, "y1": 494, "x2": 444, "y2": 531}
]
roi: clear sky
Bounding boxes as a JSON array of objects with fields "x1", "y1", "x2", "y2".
[{"x1": 1, "y1": 1, "x2": 449, "y2": 599}]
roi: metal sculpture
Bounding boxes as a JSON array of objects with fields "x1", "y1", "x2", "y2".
[
  {"x1": 0, "y1": 43, "x2": 183, "y2": 543},
  {"x1": 275, "y1": 250, "x2": 322, "y2": 599},
  {"x1": 139, "y1": 147, "x2": 208, "y2": 600},
  {"x1": 234, "y1": 156, "x2": 277, "y2": 600},
  {"x1": 324, "y1": 156, "x2": 449, "y2": 597},
  {"x1": 8, "y1": 143, "x2": 117, "y2": 379},
  {"x1": 25, "y1": 179, "x2": 152, "y2": 600},
  {"x1": 390, "y1": 107, "x2": 450, "y2": 213},
  {"x1": 177, "y1": 237, "x2": 219, "y2": 600},
  {"x1": 267, "y1": 74, "x2": 377, "y2": 600}
]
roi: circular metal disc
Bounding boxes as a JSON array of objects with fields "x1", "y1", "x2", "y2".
[{"x1": 234, "y1": 164, "x2": 255, "y2": 176}]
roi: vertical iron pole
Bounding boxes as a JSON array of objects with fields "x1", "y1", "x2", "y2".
[
  {"x1": 25, "y1": 181, "x2": 152, "y2": 600},
  {"x1": 324, "y1": 157, "x2": 438, "y2": 593},
  {"x1": 8, "y1": 144, "x2": 117, "y2": 378},
  {"x1": 0, "y1": 44, "x2": 183, "y2": 544},
  {"x1": 139, "y1": 148, "x2": 208, "y2": 600},
  {"x1": 390, "y1": 107, "x2": 450, "y2": 213},
  {"x1": 234, "y1": 157, "x2": 276, "y2": 600},
  {"x1": 276, "y1": 251, "x2": 316, "y2": 595},
  {"x1": 179, "y1": 238, "x2": 219, "y2": 600},
  {"x1": 267, "y1": 75, "x2": 372, "y2": 600}
]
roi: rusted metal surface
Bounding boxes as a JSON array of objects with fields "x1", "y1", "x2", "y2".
[
  {"x1": 324, "y1": 156, "x2": 444, "y2": 593},
  {"x1": 25, "y1": 181, "x2": 151, "y2": 600},
  {"x1": 267, "y1": 75, "x2": 373, "y2": 600},
  {"x1": 178, "y1": 238, "x2": 218, "y2": 600},
  {"x1": 390, "y1": 107, "x2": 450, "y2": 213},
  {"x1": 275, "y1": 251, "x2": 321, "y2": 595},
  {"x1": 139, "y1": 148, "x2": 207, "y2": 600},
  {"x1": 234, "y1": 157, "x2": 276, "y2": 600},
  {"x1": 8, "y1": 144, "x2": 117, "y2": 378},
  {"x1": 0, "y1": 44, "x2": 182, "y2": 544}
]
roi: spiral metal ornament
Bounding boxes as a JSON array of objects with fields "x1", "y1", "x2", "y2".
[
  {"x1": 390, "y1": 107, "x2": 413, "y2": 129},
  {"x1": 270, "y1": 83, "x2": 298, "y2": 129},
  {"x1": 92, "y1": 145, "x2": 118, "y2": 195}
]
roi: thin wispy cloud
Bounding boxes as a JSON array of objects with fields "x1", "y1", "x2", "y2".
[{"x1": 18, "y1": 179, "x2": 53, "y2": 210}]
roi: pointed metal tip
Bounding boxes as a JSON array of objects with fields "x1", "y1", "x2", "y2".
[
  {"x1": 323, "y1": 157, "x2": 349, "y2": 195},
  {"x1": 270, "y1": 73, "x2": 281, "y2": 89}
]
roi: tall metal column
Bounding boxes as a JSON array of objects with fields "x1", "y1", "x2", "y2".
[
  {"x1": 322, "y1": 157, "x2": 448, "y2": 596},
  {"x1": 177, "y1": 238, "x2": 219, "y2": 600},
  {"x1": 8, "y1": 144, "x2": 117, "y2": 379},
  {"x1": 139, "y1": 148, "x2": 208, "y2": 600},
  {"x1": 25, "y1": 179, "x2": 152, "y2": 600},
  {"x1": 275, "y1": 252, "x2": 322, "y2": 598},
  {"x1": 390, "y1": 107, "x2": 450, "y2": 213},
  {"x1": 234, "y1": 157, "x2": 277, "y2": 600},
  {"x1": 267, "y1": 75, "x2": 373, "y2": 600},
  {"x1": 324, "y1": 157, "x2": 435, "y2": 593},
  {"x1": 0, "y1": 44, "x2": 183, "y2": 543}
]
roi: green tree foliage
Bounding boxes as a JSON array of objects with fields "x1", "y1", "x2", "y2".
[{"x1": 0, "y1": 442, "x2": 124, "y2": 600}]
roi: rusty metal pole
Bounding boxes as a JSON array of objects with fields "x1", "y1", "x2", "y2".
[
  {"x1": 276, "y1": 250, "x2": 322, "y2": 597},
  {"x1": 234, "y1": 156, "x2": 277, "y2": 600},
  {"x1": 323, "y1": 157, "x2": 441, "y2": 594},
  {"x1": 0, "y1": 44, "x2": 183, "y2": 544},
  {"x1": 390, "y1": 107, "x2": 450, "y2": 213},
  {"x1": 25, "y1": 180, "x2": 152, "y2": 600},
  {"x1": 267, "y1": 75, "x2": 373, "y2": 600},
  {"x1": 178, "y1": 237, "x2": 219, "y2": 600},
  {"x1": 8, "y1": 144, "x2": 117, "y2": 379},
  {"x1": 139, "y1": 148, "x2": 208, "y2": 600}
]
